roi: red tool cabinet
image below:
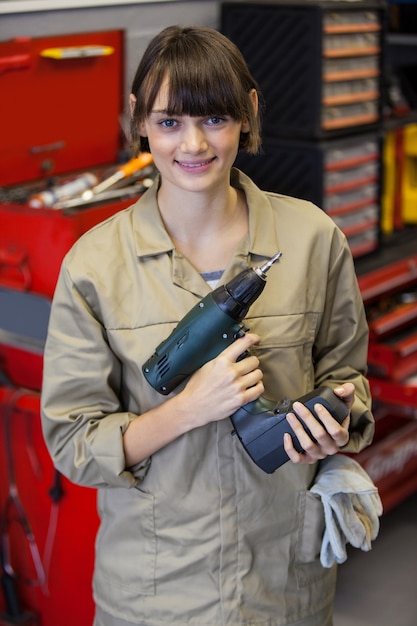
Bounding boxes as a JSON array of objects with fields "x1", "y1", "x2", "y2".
[
  {"x1": 0, "y1": 30, "x2": 146, "y2": 626},
  {"x1": 0, "y1": 31, "x2": 124, "y2": 187},
  {"x1": 355, "y1": 250, "x2": 417, "y2": 513},
  {"x1": 358, "y1": 253, "x2": 417, "y2": 384},
  {"x1": 0, "y1": 388, "x2": 99, "y2": 626},
  {"x1": 0, "y1": 200, "x2": 136, "y2": 299},
  {"x1": 352, "y1": 402, "x2": 417, "y2": 513}
]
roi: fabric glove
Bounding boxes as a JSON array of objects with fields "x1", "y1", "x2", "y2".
[{"x1": 310, "y1": 454, "x2": 383, "y2": 568}]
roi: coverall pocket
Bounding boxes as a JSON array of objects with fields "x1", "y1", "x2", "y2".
[
  {"x1": 294, "y1": 490, "x2": 336, "y2": 592},
  {"x1": 95, "y1": 487, "x2": 156, "y2": 597},
  {"x1": 296, "y1": 490, "x2": 325, "y2": 564}
]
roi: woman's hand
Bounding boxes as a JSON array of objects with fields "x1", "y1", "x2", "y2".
[
  {"x1": 123, "y1": 333, "x2": 263, "y2": 467},
  {"x1": 283, "y1": 383, "x2": 354, "y2": 465},
  {"x1": 178, "y1": 332, "x2": 264, "y2": 429}
]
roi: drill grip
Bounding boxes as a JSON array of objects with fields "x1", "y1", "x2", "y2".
[{"x1": 230, "y1": 386, "x2": 349, "y2": 473}]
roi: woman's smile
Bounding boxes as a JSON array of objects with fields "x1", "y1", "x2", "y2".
[{"x1": 174, "y1": 157, "x2": 217, "y2": 172}]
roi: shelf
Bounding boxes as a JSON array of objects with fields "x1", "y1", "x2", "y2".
[
  {"x1": 324, "y1": 24, "x2": 381, "y2": 34},
  {"x1": 323, "y1": 90, "x2": 380, "y2": 106},
  {"x1": 324, "y1": 46, "x2": 380, "y2": 58}
]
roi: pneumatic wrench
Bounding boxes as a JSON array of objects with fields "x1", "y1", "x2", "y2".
[{"x1": 142, "y1": 253, "x2": 348, "y2": 473}]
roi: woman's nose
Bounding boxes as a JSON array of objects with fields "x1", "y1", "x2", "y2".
[{"x1": 180, "y1": 124, "x2": 208, "y2": 153}]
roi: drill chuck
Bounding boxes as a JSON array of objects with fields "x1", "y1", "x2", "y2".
[{"x1": 213, "y1": 252, "x2": 282, "y2": 319}]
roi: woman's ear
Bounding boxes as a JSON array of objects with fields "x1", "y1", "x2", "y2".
[
  {"x1": 129, "y1": 94, "x2": 137, "y2": 117},
  {"x1": 242, "y1": 89, "x2": 258, "y2": 133}
]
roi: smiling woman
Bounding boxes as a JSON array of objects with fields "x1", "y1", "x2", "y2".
[{"x1": 41, "y1": 24, "x2": 374, "y2": 626}]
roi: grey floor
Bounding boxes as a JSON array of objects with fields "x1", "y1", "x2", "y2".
[{"x1": 333, "y1": 491, "x2": 417, "y2": 626}]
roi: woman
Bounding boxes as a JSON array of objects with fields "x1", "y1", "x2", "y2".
[{"x1": 41, "y1": 25, "x2": 374, "y2": 626}]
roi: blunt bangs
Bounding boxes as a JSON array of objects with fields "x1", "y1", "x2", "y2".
[
  {"x1": 144, "y1": 42, "x2": 250, "y2": 120},
  {"x1": 161, "y1": 72, "x2": 245, "y2": 121}
]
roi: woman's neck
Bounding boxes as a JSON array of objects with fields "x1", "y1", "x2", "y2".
[{"x1": 157, "y1": 184, "x2": 249, "y2": 272}]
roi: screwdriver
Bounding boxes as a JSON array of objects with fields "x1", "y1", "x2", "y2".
[{"x1": 91, "y1": 152, "x2": 153, "y2": 195}]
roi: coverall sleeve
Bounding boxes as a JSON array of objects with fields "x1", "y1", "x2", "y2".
[
  {"x1": 313, "y1": 233, "x2": 374, "y2": 454},
  {"x1": 41, "y1": 261, "x2": 150, "y2": 489}
]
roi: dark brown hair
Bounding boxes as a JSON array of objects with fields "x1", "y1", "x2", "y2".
[{"x1": 130, "y1": 25, "x2": 262, "y2": 156}]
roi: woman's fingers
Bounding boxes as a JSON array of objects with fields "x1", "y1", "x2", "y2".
[{"x1": 284, "y1": 386, "x2": 352, "y2": 464}]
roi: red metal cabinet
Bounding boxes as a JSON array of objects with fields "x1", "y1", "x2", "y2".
[
  {"x1": 0, "y1": 387, "x2": 99, "y2": 626},
  {"x1": 353, "y1": 402, "x2": 417, "y2": 513},
  {"x1": 355, "y1": 251, "x2": 417, "y2": 512},
  {"x1": 358, "y1": 253, "x2": 417, "y2": 382},
  {"x1": 0, "y1": 197, "x2": 136, "y2": 298},
  {"x1": 0, "y1": 31, "x2": 124, "y2": 187},
  {"x1": 0, "y1": 30, "x2": 142, "y2": 626}
]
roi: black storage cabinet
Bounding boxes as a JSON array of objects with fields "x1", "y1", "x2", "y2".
[{"x1": 221, "y1": 0, "x2": 386, "y2": 140}]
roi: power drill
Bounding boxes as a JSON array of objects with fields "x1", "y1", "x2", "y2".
[{"x1": 142, "y1": 253, "x2": 348, "y2": 473}]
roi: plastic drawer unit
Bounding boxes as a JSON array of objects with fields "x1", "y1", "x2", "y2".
[{"x1": 221, "y1": 0, "x2": 386, "y2": 140}]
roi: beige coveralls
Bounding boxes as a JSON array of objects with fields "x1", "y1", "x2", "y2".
[{"x1": 41, "y1": 169, "x2": 374, "y2": 626}]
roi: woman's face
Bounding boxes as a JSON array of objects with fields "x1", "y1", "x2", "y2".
[{"x1": 133, "y1": 79, "x2": 251, "y2": 196}]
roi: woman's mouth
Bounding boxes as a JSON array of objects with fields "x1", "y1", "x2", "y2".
[{"x1": 175, "y1": 157, "x2": 215, "y2": 170}]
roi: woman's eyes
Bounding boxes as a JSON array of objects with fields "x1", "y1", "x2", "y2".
[
  {"x1": 158, "y1": 116, "x2": 227, "y2": 129},
  {"x1": 159, "y1": 119, "x2": 178, "y2": 128},
  {"x1": 207, "y1": 116, "x2": 225, "y2": 125}
]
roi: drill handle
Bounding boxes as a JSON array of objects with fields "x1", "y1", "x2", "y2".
[{"x1": 230, "y1": 386, "x2": 349, "y2": 474}]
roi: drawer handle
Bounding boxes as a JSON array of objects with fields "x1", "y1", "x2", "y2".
[
  {"x1": 40, "y1": 45, "x2": 114, "y2": 60},
  {"x1": 0, "y1": 53, "x2": 31, "y2": 74}
]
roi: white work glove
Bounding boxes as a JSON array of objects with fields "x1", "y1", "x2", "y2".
[{"x1": 310, "y1": 454, "x2": 383, "y2": 568}]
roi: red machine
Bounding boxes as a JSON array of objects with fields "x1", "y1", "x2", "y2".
[
  {"x1": 0, "y1": 389, "x2": 99, "y2": 626},
  {"x1": 356, "y1": 252, "x2": 417, "y2": 512},
  {"x1": 0, "y1": 30, "x2": 150, "y2": 626},
  {"x1": 0, "y1": 31, "x2": 124, "y2": 187}
]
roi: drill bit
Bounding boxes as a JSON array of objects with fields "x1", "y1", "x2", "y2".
[{"x1": 257, "y1": 252, "x2": 282, "y2": 278}]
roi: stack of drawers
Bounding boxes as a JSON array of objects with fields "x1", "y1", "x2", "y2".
[
  {"x1": 321, "y1": 8, "x2": 382, "y2": 133},
  {"x1": 222, "y1": 0, "x2": 386, "y2": 258},
  {"x1": 353, "y1": 253, "x2": 417, "y2": 512},
  {"x1": 234, "y1": 133, "x2": 381, "y2": 258}
]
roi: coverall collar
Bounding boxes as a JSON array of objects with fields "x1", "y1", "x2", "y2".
[{"x1": 132, "y1": 169, "x2": 280, "y2": 260}]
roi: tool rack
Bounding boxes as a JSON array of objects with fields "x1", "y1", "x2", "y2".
[
  {"x1": 0, "y1": 29, "x2": 141, "y2": 626},
  {"x1": 354, "y1": 239, "x2": 417, "y2": 513}
]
